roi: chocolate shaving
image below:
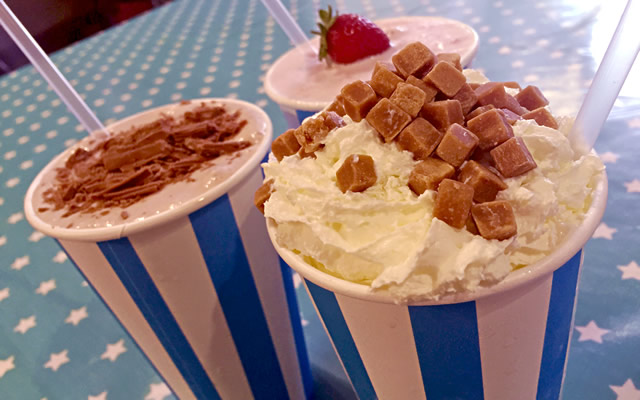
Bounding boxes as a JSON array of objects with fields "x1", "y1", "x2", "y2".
[{"x1": 42, "y1": 102, "x2": 252, "y2": 218}]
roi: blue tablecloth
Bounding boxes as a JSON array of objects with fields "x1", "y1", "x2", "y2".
[{"x1": 1, "y1": 0, "x2": 639, "y2": 399}]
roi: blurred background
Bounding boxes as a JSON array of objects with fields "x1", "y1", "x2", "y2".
[{"x1": 0, "y1": 0, "x2": 171, "y2": 75}]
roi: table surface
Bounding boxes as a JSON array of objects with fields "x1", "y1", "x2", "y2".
[{"x1": 1, "y1": 0, "x2": 639, "y2": 399}]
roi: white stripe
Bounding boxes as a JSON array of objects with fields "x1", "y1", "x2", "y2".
[
  {"x1": 58, "y1": 239, "x2": 195, "y2": 400},
  {"x1": 560, "y1": 251, "x2": 585, "y2": 399},
  {"x1": 278, "y1": 104, "x2": 303, "y2": 129},
  {"x1": 476, "y1": 274, "x2": 553, "y2": 400},
  {"x1": 128, "y1": 217, "x2": 253, "y2": 400},
  {"x1": 228, "y1": 169, "x2": 306, "y2": 400},
  {"x1": 336, "y1": 294, "x2": 427, "y2": 400}
]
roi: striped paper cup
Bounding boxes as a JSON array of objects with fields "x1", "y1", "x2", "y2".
[
  {"x1": 269, "y1": 175, "x2": 607, "y2": 400},
  {"x1": 24, "y1": 99, "x2": 312, "y2": 400}
]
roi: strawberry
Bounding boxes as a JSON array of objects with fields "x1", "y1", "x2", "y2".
[{"x1": 311, "y1": 6, "x2": 390, "y2": 65}]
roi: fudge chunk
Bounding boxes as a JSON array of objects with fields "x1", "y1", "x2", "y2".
[
  {"x1": 475, "y1": 82, "x2": 526, "y2": 115},
  {"x1": 472, "y1": 200, "x2": 517, "y2": 240},
  {"x1": 370, "y1": 62, "x2": 404, "y2": 98},
  {"x1": 490, "y1": 137, "x2": 537, "y2": 178},
  {"x1": 515, "y1": 85, "x2": 549, "y2": 111},
  {"x1": 254, "y1": 179, "x2": 274, "y2": 214},
  {"x1": 421, "y1": 100, "x2": 464, "y2": 131},
  {"x1": 340, "y1": 80, "x2": 378, "y2": 122},
  {"x1": 452, "y1": 83, "x2": 478, "y2": 114},
  {"x1": 458, "y1": 160, "x2": 507, "y2": 203},
  {"x1": 522, "y1": 107, "x2": 559, "y2": 129},
  {"x1": 336, "y1": 154, "x2": 377, "y2": 193},
  {"x1": 366, "y1": 98, "x2": 412, "y2": 142},
  {"x1": 436, "y1": 52, "x2": 462, "y2": 71},
  {"x1": 424, "y1": 61, "x2": 467, "y2": 97},
  {"x1": 391, "y1": 42, "x2": 436, "y2": 78},
  {"x1": 408, "y1": 158, "x2": 455, "y2": 195},
  {"x1": 396, "y1": 118, "x2": 443, "y2": 160},
  {"x1": 390, "y1": 82, "x2": 427, "y2": 117},
  {"x1": 466, "y1": 108, "x2": 514, "y2": 150},
  {"x1": 435, "y1": 124, "x2": 479, "y2": 168},
  {"x1": 406, "y1": 75, "x2": 438, "y2": 102},
  {"x1": 433, "y1": 179, "x2": 474, "y2": 229},
  {"x1": 272, "y1": 129, "x2": 301, "y2": 161}
]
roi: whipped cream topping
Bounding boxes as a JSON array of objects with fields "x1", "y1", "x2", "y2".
[{"x1": 263, "y1": 71, "x2": 604, "y2": 301}]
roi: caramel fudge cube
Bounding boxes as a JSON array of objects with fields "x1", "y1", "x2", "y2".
[
  {"x1": 336, "y1": 154, "x2": 377, "y2": 193},
  {"x1": 499, "y1": 108, "x2": 522, "y2": 125},
  {"x1": 501, "y1": 81, "x2": 521, "y2": 90},
  {"x1": 436, "y1": 53, "x2": 462, "y2": 71},
  {"x1": 340, "y1": 80, "x2": 378, "y2": 122},
  {"x1": 391, "y1": 42, "x2": 436, "y2": 78},
  {"x1": 435, "y1": 123, "x2": 479, "y2": 167},
  {"x1": 390, "y1": 82, "x2": 427, "y2": 117},
  {"x1": 472, "y1": 200, "x2": 517, "y2": 240},
  {"x1": 452, "y1": 83, "x2": 478, "y2": 114},
  {"x1": 406, "y1": 75, "x2": 438, "y2": 102},
  {"x1": 434, "y1": 179, "x2": 474, "y2": 229},
  {"x1": 465, "y1": 104, "x2": 495, "y2": 121},
  {"x1": 272, "y1": 129, "x2": 301, "y2": 161},
  {"x1": 254, "y1": 179, "x2": 274, "y2": 214},
  {"x1": 467, "y1": 108, "x2": 514, "y2": 150},
  {"x1": 408, "y1": 157, "x2": 455, "y2": 195},
  {"x1": 458, "y1": 160, "x2": 508, "y2": 203},
  {"x1": 294, "y1": 112, "x2": 344, "y2": 153},
  {"x1": 397, "y1": 118, "x2": 443, "y2": 160},
  {"x1": 366, "y1": 98, "x2": 412, "y2": 142},
  {"x1": 475, "y1": 82, "x2": 526, "y2": 115},
  {"x1": 370, "y1": 62, "x2": 404, "y2": 98},
  {"x1": 421, "y1": 100, "x2": 464, "y2": 131},
  {"x1": 490, "y1": 137, "x2": 537, "y2": 178},
  {"x1": 425, "y1": 61, "x2": 467, "y2": 97},
  {"x1": 515, "y1": 85, "x2": 549, "y2": 111},
  {"x1": 522, "y1": 107, "x2": 559, "y2": 129},
  {"x1": 326, "y1": 95, "x2": 346, "y2": 117}
]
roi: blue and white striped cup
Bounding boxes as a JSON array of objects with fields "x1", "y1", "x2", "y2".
[
  {"x1": 269, "y1": 176, "x2": 607, "y2": 400},
  {"x1": 25, "y1": 100, "x2": 312, "y2": 400}
]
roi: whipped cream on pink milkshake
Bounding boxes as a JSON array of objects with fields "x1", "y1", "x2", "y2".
[{"x1": 265, "y1": 16, "x2": 479, "y2": 111}]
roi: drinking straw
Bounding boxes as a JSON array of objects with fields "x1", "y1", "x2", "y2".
[
  {"x1": 259, "y1": 0, "x2": 317, "y2": 54},
  {"x1": 0, "y1": 1, "x2": 107, "y2": 138},
  {"x1": 569, "y1": 0, "x2": 640, "y2": 156}
]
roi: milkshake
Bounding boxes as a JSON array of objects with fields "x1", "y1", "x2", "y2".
[{"x1": 25, "y1": 99, "x2": 312, "y2": 400}]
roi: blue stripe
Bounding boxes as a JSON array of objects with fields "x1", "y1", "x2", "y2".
[
  {"x1": 409, "y1": 301, "x2": 484, "y2": 400},
  {"x1": 279, "y1": 259, "x2": 313, "y2": 399},
  {"x1": 305, "y1": 279, "x2": 376, "y2": 400},
  {"x1": 537, "y1": 250, "x2": 583, "y2": 400},
  {"x1": 97, "y1": 238, "x2": 220, "y2": 400},
  {"x1": 55, "y1": 240, "x2": 171, "y2": 395},
  {"x1": 295, "y1": 109, "x2": 316, "y2": 125},
  {"x1": 189, "y1": 194, "x2": 289, "y2": 400}
]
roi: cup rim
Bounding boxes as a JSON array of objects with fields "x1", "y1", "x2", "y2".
[
  {"x1": 264, "y1": 16, "x2": 480, "y2": 112},
  {"x1": 268, "y1": 172, "x2": 608, "y2": 305},
  {"x1": 24, "y1": 98, "x2": 272, "y2": 242}
]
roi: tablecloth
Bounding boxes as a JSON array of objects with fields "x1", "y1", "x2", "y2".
[{"x1": 0, "y1": 0, "x2": 639, "y2": 399}]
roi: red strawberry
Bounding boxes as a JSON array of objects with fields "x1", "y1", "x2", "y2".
[{"x1": 311, "y1": 6, "x2": 390, "y2": 65}]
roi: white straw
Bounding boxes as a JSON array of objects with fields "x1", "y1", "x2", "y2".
[
  {"x1": 0, "y1": 1, "x2": 107, "y2": 138},
  {"x1": 259, "y1": 0, "x2": 316, "y2": 54},
  {"x1": 569, "y1": 0, "x2": 640, "y2": 156}
]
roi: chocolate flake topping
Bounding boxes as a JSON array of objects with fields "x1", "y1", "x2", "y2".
[{"x1": 42, "y1": 102, "x2": 252, "y2": 217}]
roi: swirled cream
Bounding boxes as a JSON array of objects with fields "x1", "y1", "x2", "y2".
[{"x1": 262, "y1": 70, "x2": 604, "y2": 300}]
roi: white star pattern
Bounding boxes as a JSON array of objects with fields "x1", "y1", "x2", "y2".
[
  {"x1": 5, "y1": 177, "x2": 19, "y2": 188},
  {"x1": 0, "y1": 288, "x2": 9, "y2": 302},
  {"x1": 627, "y1": 118, "x2": 640, "y2": 128},
  {"x1": 145, "y1": 382, "x2": 172, "y2": 400},
  {"x1": 292, "y1": 272, "x2": 301, "y2": 289},
  {"x1": 14, "y1": 315, "x2": 36, "y2": 334},
  {"x1": 610, "y1": 379, "x2": 640, "y2": 400},
  {"x1": 624, "y1": 180, "x2": 640, "y2": 193},
  {"x1": 101, "y1": 339, "x2": 127, "y2": 362},
  {"x1": 29, "y1": 231, "x2": 45, "y2": 242},
  {"x1": 65, "y1": 306, "x2": 88, "y2": 326},
  {"x1": 575, "y1": 320, "x2": 610, "y2": 343},
  {"x1": 88, "y1": 391, "x2": 107, "y2": 400},
  {"x1": 592, "y1": 223, "x2": 617, "y2": 240},
  {"x1": 7, "y1": 212, "x2": 23, "y2": 224},
  {"x1": 53, "y1": 251, "x2": 68, "y2": 263},
  {"x1": 599, "y1": 152, "x2": 619, "y2": 163},
  {"x1": 0, "y1": 236, "x2": 6, "y2": 246},
  {"x1": 44, "y1": 350, "x2": 69, "y2": 372},
  {"x1": 618, "y1": 261, "x2": 640, "y2": 281},
  {"x1": 35, "y1": 279, "x2": 56, "y2": 295},
  {"x1": 10, "y1": 256, "x2": 30, "y2": 270},
  {"x1": 0, "y1": 356, "x2": 15, "y2": 379}
]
